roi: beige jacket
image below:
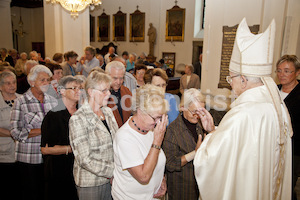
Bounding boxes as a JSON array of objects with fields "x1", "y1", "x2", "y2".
[{"x1": 179, "y1": 73, "x2": 200, "y2": 94}]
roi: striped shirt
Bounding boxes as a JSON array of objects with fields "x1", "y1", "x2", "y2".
[{"x1": 10, "y1": 89, "x2": 57, "y2": 164}]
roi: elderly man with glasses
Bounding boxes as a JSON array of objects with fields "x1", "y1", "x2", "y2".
[
  {"x1": 194, "y1": 18, "x2": 292, "y2": 200},
  {"x1": 105, "y1": 61, "x2": 132, "y2": 128}
]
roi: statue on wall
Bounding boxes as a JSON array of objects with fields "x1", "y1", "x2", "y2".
[{"x1": 147, "y1": 23, "x2": 156, "y2": 57}]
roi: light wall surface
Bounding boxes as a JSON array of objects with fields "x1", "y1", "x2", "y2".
[
  {"x1": 0, "y1": 0, "x2": 13, "y2": 49},
  {"x1": 201, "y1": 0, "x2": 300, "y2": 110},
  {"x1": 90, "y1": 0, "x2": 201, "y2": 67}
]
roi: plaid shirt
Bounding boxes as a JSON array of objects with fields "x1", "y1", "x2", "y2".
[
  {"x1": 10, "y1": 89, "x2": 57, "y2": 164},
  {"x1": 69, "y1": 100, "x2": 118, "y2": 187}
]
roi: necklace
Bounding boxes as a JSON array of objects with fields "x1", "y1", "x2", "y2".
[
  {"x1": 4, "y1": 99, "x2": 14, "y2": 107},
  {"x1": 132, "y1": 118, "x2": 147, "y2": 133}
]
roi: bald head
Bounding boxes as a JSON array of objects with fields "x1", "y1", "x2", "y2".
[{"x1": 108, "y1": 47, "x2": 115, "y2": 54}]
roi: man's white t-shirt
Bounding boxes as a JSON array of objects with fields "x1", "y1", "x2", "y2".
[{"x1": 112, "y1": 117, "x2": 166, "y2": 200}]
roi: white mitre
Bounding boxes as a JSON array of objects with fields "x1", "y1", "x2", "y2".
[{"x1": 229, "y1": 18, "x2": 275, "y2": 77}]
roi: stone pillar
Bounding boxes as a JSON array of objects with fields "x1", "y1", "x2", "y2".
[
  {"x1": 0, "y1": 0, "x2": 13, "y2": 49},
  {"x1": 43, "y1": 0, "x2": 90, "y2": 58}
]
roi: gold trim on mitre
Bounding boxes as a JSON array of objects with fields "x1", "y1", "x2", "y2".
[{"x1": 229, "y1": 18, "x2": 275, "y2": 77}]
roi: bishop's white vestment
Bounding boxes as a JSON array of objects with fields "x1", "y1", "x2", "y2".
[{"x1": 194, "y1": 85, "x2": 292, "y2": 200}]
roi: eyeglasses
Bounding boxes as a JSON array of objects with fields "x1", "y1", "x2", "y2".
[
  {"x1": 137, "y1": 71, "x2": 145, "y2": 75},
  {"x1": 145, "y1": 112, "x2": 162, "y2": 123},
  {"x1": 188, "y1": 109, "x2": 198, "y2": 117},
  {"x1": 155, "y1": 83, "x2": 168, "y2": 88},
  {"x1": 93, "y1": 88, "x2": 110, "y2": 94},
  {"x1": 275, "y1": 69, "x2": 295, "y2": 74},
  {"x1": 65, "y1": 86, "x2": 81, "y2": 91},
  {"x1": 226, "y1": 74, "x2": 240, "y2": 84}
]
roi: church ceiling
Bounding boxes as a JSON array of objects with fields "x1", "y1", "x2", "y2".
[{"x1": 11, "y1": 0, "x2": 43, "y2": 8}]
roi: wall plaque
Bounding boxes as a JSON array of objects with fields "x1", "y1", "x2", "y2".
[{"x1": 218, "y1": 24, "x2": 259, "y2": 89}]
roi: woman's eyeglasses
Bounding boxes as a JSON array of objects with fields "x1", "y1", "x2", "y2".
[
  {"x1": 188, "y1": 109, "x2": 198, "y2": 117},
  {"x1": 65, "y1": 86, "x2": 81, "y2": 91},
  {"x1": 275, "y1": 69, "x2": 295, "y2": 74},
  {"x1": 145, "y1": 111, "x2": 162, "y2": 123}
]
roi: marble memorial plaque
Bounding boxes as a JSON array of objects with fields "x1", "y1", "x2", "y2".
[{"x1": 218, "y1": 24, "x2": 259, "y2": 89}]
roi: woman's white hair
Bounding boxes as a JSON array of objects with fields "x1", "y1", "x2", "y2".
[
  {"x1": 0, "y1": 71, "x2": 16, "y2": 86},
  {"x1": 24, "y1": 60, "x2": 38, "y2": 73},
  {"x1": 27, "y1": 65, "x2": 53, "y2": 83},
  {"x1": 105, "y1": 61, "x2": 125, "y2": 74},
  {"x1": 180, "y1": 88, "x2": 205, "y2": 110},
  {"x1": 132, "y1": 84, "x2": 169, "y2": 114},
  {"x1": 20, "y1": 52, "x2": 27, "y2": 57}
]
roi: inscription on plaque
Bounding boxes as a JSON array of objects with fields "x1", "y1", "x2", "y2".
[{"x1": 218, "y1": 24, "x2": 259, "y2": 89}]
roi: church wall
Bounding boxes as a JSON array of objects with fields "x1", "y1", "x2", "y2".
[
  {"x1": 90, "y1": 0, "x2": 198, "y2": 68},
  {"x1": 4, "y1": 0, "x2": 299, "y2": 111},
  {"x1": 201, "y1": 0, "x2": 300, "y2": 110},
  {"x1": 11, "y1": 7, "x2": 44, "y2": 56},
  {"x1": 0, "y1": 0, "x2": 13, "y2": 50},
  {"x1": 43, "y1": 1, "x2": 90, "y2": 59}
]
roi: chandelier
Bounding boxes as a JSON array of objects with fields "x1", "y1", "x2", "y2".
[
  {"x1": 47, "y1": 0, "x2": 102, "y2": 17},
  {"x1": 14, "y1": 8, "x2": 27, "y2": 38}
]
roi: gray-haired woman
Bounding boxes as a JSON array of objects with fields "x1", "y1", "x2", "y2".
[
  {"x1": 162, "y1": 88, "x2": 214, "y2": 200},
  {"x1": 41, "y1": 75, "x2": 82, "y2": 200},
  {"x1": 69, "y1": 71, "x2": 118, "y2": 199},
  {"x1": 112, "y1": 84, "x2": 169, "y2": 200},
  {"x1": 10, "y1": 65, "x2": 57, "y2": 200},
  {"x1": 0, "y1": 71, "x2": 20, "y2": 199}
]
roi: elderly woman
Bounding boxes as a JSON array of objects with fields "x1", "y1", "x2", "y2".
[
  {"x1": 162, "y1": 88, "x2": 214, "y2": 200},
  {"x1": 112, "y1": 84, "x2": 169, "y2": 199},
  {"x1": 41, "y1": 76, "x2": 81, "y2": 200},
  {"x1": 10, "y1": 65, "x2": 57, "y2": 200},
  {"x1": 15, "y1": 52, "x2": 28, "y2": 76},
  {"x1": 16, "y1": 60, "x2": 39, "y2": 94},
  {"x1": 69, "y1": 71, "x2": 118, "y2": 199},
  {"x1": 144, "y1": 68, "x2": 179, "y2": 125},
  {"x1": 0, "y1": 71, "x2": 20, "y2": 199},
  {"x1": 126, "y1": 53, "x2": 136, "y2": 73},
  {"x1": 134, "y1": 63, "x2": 147, "y2": 88},
  {"x1": 179, "y1": 64, "x2": 200, "y2": 94},
  {"x1": 276, "y1": 55, "x2": 300, "y2": 199},
  {"x1": 46, "y1": 62, "x2": 63, "y2": 99},
  {"x1": 75, "y1": 74, "x2": 87, "y2": 107}
]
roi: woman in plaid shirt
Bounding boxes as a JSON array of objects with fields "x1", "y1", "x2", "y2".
[{"x1": 69, "y1": 71, "x2": 118, "y2": 200}]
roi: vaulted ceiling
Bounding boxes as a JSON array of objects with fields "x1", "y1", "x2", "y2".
[{"x1": 11, "y1": 0, "x2": 43, "y2": 8}]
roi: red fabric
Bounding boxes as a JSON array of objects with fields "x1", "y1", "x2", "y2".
[{"x1": 108, "y1": 85, "x2": 132, "y2": 128}]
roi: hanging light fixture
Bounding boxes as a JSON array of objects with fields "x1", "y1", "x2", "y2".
[
  {"x1": 47, "y1": 0, "x2": 102, "y2": 17},
  {"x1": 15, "y1": 7, "x2": 27, "y2": 38}
]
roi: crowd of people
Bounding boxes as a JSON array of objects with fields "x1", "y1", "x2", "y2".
[{"x1": 0, "y1": 18, "x2": 299, "y2": 200}]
